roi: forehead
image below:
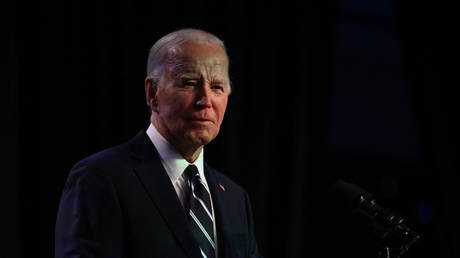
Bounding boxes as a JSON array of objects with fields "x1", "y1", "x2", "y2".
[{"x1": 167, "y1": 42, "x2": 229, "y2": 76}]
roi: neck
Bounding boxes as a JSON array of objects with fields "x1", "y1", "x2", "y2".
[{"x1": 177, "y1": 145, "x2": 202, "y2": 163}]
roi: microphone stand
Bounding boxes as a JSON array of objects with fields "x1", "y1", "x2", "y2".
[
  {"x1": 379, "y1": 246, "x2": 391, "y2": 258},
  {"x1": 375, "y1": 219, "x2": 420, "y2": 258}
]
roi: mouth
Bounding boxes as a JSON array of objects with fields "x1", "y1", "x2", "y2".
[{"x1": 189, "y1": 118, "x2": 214, "y2": 125}]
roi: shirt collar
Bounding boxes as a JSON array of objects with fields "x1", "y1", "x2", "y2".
[{"x1": 146, "y1": 123, "x2": 206, "y2": 186}]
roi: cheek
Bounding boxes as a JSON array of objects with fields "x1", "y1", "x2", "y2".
[
  {"x1": 165, "y1": 106, "x2": 187, "y2": 126},
  {"x1": 161, "y1": 96, "x2": 189, "y2": 119},
  {"x1": 215, "y1": 98, "x2": 228, "y2": 123}
]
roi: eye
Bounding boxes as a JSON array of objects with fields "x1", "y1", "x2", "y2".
[
  {"x1": 183, "y1": 80, "x2": 198, "y2": 87},
  {"x1": 211, "y1": 84, "x2": 225, "y2": 92}
]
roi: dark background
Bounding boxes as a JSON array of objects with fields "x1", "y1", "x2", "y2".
[{"x1": 5, "y1": 0, "x2": 459, "y2": 257}]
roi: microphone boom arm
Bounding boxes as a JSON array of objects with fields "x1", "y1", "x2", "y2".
[{"x1": 334, "y1": 180, "x2": 421, "y2": 258}]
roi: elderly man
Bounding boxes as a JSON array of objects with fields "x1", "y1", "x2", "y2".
[{"x1": 55, "y1": 28, "x2": 263, "y2": 258}]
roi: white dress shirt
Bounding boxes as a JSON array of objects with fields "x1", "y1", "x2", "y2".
[{"x1": 146, "y1": 123, "x2": 218, "y2": 256}]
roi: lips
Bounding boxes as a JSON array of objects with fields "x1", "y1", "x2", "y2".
[
  {"x1": 189, "y1": 117, "x2": 214, "y2": 124},
  {"x1": 192, "y1": 118, "x2": 212, "y2": 121}
]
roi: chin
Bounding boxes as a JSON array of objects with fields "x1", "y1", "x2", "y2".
[{"x1": 187, "y1": 131, "x2": 216, "y2": 146}]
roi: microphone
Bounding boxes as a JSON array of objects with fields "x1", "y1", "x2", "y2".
[{"x1": 332, "y1": 179, "x2": 420, "y2": 258}]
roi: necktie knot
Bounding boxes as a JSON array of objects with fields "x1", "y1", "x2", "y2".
[
  {"x1": 185, "y1": 164, "x2": 206, "y2": 204},
  {"x1": 185, "y1": 164, "x2": 200, "y2": 184}
]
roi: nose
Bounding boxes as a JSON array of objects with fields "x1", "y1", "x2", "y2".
[{"x1": 195, "y1": 85, "x2": 212, "y2": 108}]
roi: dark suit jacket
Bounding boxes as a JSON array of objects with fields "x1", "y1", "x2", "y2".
[{"x1": 55, "y1": 130, "x2": 262, "y2": 258}]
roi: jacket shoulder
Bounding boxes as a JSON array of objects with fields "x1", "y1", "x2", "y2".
[
  {"x1": 72, "y1": 144, "x2": 129, "y2": 171},
  {"x1": 71, "y1": 130, "x2": 151, "y2": 173}
]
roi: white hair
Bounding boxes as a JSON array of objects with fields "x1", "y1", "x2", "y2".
[{"x1": 146, "y1": 28, "x2": 228, "y2": 86}]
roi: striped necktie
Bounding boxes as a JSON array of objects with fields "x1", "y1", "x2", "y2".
[{"x1": 185, "y1": 164, "x2": 216, "y2": 258}]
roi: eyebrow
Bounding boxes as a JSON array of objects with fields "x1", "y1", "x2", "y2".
[
  {"x1": 211, "y1": 80, "x2": 225, "y2": 85},
  {"x1": 179, "y1": 73, "x2": 200, "y2": 80},
  {"x1": 177, "y1": 71, "x2": 229, "y2": 86}
]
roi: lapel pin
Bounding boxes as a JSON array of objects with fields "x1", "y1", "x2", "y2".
[{"x1": 218, "y1": 184, "x2": 226, "y2": 192}]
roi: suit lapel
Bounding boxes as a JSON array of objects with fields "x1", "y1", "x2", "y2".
[
  {"x1": 127, "y1": 131, "x2": 201, "y2": 258},
  {"x1": 205, "y1": 164, "x2": 234, "y2": 258}
]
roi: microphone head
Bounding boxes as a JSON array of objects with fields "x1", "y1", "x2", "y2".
[{"x1": 331, "y1": 179, "x2": 372, "y2": 211}]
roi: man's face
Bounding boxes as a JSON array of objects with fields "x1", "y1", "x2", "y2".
[{"x1": 151, "y1": 42, "x2": 230, "y2": 149}]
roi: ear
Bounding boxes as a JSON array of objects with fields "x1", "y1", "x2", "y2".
[{"x1": 145, "y1": 78, "x2": 159, "y2": 113}]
